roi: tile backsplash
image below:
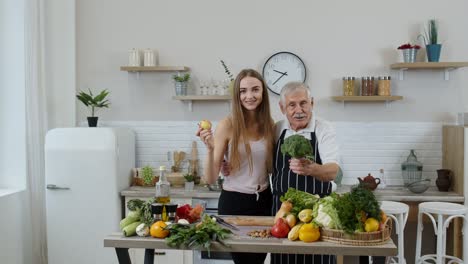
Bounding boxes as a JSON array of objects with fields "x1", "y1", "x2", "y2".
[{"x1": 102, "y1": 121, "x2": 444, "y2": 186}]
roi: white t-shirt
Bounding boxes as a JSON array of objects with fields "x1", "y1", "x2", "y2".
[{"x1": 275, "y1": 114, "x2": 339, "y2": 165}]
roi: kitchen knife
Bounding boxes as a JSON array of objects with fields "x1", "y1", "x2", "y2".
[{"x1": 210, "y1": 215, "x2": 239, "y2": 231}]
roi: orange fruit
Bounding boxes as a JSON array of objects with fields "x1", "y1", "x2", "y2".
[
  {"x1": 150, "y1": 221, "x2": 169, "y2": 238},
  {"x1": 380, "y1": 210, "x2": 388, "y2": 224}
]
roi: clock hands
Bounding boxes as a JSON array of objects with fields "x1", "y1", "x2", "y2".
[
  {"x1": 273, "y1": 70, "x2": 288, "y2": 85},
  {"x1": 273, "y1": 69, "x2": 288, "y2": 76}
]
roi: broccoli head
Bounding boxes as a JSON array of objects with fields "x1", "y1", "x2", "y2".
[{"x1": 280, "y1": 134, "x2": 314, "y2": 160}]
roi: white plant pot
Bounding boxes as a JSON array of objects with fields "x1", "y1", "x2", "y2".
[{"x1": 185, "y1": 181, "x2": 194, "y2": 192}]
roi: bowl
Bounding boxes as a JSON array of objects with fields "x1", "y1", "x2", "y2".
[{"x1": 407, "y1": 179, "x2": 430, "y2": 194}]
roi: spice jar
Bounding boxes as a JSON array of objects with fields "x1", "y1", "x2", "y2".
[
  {"x1": 151, "y1": 203, "x2": 164, "y2": 222},
  {"x1": 164, "y1": 203, "x2": 178, "y2": 223},
  {"x1": 361, "y1": 76, "x2": 375, "y2": 96},
  {"x1": 378, "y1": 76, "x2": 391, "y2": 96},
  {"x1": 342, "y1": 77, "x2": 356, "y2": 96}
]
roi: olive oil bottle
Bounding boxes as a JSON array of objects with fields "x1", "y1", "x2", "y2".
[{"x1": 155, "y1": 165, "x2": 171, "y2": 204}]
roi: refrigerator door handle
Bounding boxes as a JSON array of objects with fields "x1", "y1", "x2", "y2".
[{"x1": 46, "y1": 184, "x2": 70, "y2": 190}]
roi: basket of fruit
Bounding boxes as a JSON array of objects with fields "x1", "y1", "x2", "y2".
[{"x1": 272, "y1": 186, "x2": 390, "y2": 246}]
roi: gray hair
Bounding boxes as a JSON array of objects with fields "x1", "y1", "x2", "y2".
[{"x1": 279, "y1": 82, "x2": 311, "y2": 103}]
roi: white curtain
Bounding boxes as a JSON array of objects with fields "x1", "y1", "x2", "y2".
[{"x1": 25, "y1": 0, "x2": 48, "y2": 263}]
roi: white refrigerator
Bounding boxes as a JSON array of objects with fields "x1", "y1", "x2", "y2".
[{"x1": 45, "y1": 128, "x2": 135, "y2": 264}]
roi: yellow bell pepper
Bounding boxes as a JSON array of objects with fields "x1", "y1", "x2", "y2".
[{"x1": 298, "y1": 222, "x2": 320, "y2": 242}]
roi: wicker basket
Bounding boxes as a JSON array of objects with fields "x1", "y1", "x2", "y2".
[
  {"x1": 132, "y1": 176, "x2": 159, "y2": 187},
  {"x1": 321, "y1": 223, "x2": 391, "y2": 246}
]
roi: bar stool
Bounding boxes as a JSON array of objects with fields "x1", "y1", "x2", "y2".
[
  {"x1": 415, "y1": 202, "x2": 468, "y2": 264},
  {"x1": 379, "y1": 201, "x2": 409, "y2": 264}
]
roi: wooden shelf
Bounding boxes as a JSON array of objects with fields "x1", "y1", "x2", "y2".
[
  {"x1": 173, "y1": 95, "x2": 231, "y2": 111},
  {"x1": 390, "y1": 62, "x2": 468, "y2": 80},
  {"x1": 120, "y1": 66, "x2": 190, "y2": 72},
  {"x1": 390, "y1": 62, "x2": 468, "y2": 69},
  {"x1": 332, "y1": 96, "x2": 403, "y2": 102},
  {"x1": 172, "y1": 95, "x2": 231, "y2": 101}
]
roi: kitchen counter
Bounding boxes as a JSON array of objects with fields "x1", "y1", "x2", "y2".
[{"x1": 121, "y1": 185, "x2": 464, "y2": 203}]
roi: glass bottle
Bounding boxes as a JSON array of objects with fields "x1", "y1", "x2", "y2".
[
  {"x1": 155, "y1": 165, "x2": 171, "y2": 204},
  {"x1": 401, "y1": 149, "x2": 423, "y2": 186},
  {"x1": 378, "y1": 168, "x2": 386, "y2": 189}
]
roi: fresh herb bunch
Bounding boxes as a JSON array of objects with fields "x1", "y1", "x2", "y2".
[
  {"x1": 183, "y1": 173, "x2": 194, "y2": 182},
  {"x1": 173, "y1": 73, "x2": 191, "y2": 82},
  {"x1": 141, "y1": 165, "x2": 154, "y2": 185},
  {"x1": 418, "y1": 19, "x2": 439, "y2": 45},
  {"x1": 332, "y1": 186, "x2": 381, "y2": 234},
  {"x1": 127, "y1": 198, "x2": 155, "y2": 226},
  {"x1": 76, "y1": 89, "x2": 110, "y2": 117},
  {"x1": 280, "y1": 134, "x2": 314, "y2": 160},
  {"x1": 280, "y1": 188, "x2": 320, "y2": 216},
  {"x1": 165, "y1": 214, "x2": 232, "y2": 254},
  {"x1": 220, "y1": 60, "x2": 234, "y2": 81}
]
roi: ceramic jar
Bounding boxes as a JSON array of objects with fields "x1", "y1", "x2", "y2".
[{"x1": 436, "y1": 169, "x2": 452, "y2": 192}]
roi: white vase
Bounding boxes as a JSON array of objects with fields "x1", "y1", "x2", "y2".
[{"x1": 185, "y1": 181, "x2": 194, "y2": 192}]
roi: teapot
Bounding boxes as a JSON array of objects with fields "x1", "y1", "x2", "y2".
[{"x1": 358, "y1": 173, "x2": 381, "y2": 191}]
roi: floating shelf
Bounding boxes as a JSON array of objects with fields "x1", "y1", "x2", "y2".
[
  {"x1": 332, "y1": 96, "x2": 403, "y2": 108},
  {"x1": 332, "y1": 96, "x2": 403, "y2": 102},
  {"x1": 173, "y1": 95, "x2": 231, "y2": 111},
  {"x1": 120, "y1": 66, "x2": 190, "y2": 72},
  {"x1": 390, "y1": 62, "x2": 468, "y2": 80}
]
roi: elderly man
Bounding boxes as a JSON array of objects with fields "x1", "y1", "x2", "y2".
[{"x1": 271, "y1": 81, "x2": 339, "y2": 264}]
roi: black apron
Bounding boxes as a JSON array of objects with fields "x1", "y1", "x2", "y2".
[{"x1": 271, "y1": 129, "x2": 336, "y2": 264}]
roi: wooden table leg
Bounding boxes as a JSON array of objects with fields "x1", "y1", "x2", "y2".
[
  {"x1": 115, "y1": 248, "x2": 131, "y2": 264},
  {"x1": 337, "y1": 255, "x2": 343, "y2": 264},
  {"x1": 144, "y1": 248, "x2": 154, "y2": 264}
]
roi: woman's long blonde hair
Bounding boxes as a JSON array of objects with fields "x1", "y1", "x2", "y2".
[{"x1": 229, "y1": 69, "x2": 275, "y2": 175}]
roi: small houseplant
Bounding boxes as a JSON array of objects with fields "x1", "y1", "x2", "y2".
[
  {"x1": 418, "y1": 19, "x2": 441, "y2": 62},
  {"x1": 76, "y1": 89, "x2": 110, "y2": 127},
  {"x1": 397, "y1": 43, "x2": 421, "y2": 63},
  {"x1": 183, "y1": 173, "x2": 195, "y2": 191},
  {"x1": 173, "y1": 73, "x2": 190, "y2": 96},
  {"x1": 141, "y1": 165, "x2": 155, "y2": 186}
]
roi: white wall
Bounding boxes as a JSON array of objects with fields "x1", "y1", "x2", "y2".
[
  {"x1": 75, "y1": 0, "x2": 468, "y2": 124},
  {"x1": 0, "y1": 1, "x2": 33, "y2": 263},
  {"x1": 0, "y1": 0, "x2": 26, "y2": 189}
]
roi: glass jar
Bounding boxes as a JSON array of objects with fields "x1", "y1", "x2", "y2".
[
  {"x1": 378, "y1": 76, "x2": 391, "y2": 96},
  {"x1": 361, "y1": 76, "x2": 375, "y2": 96},
  {"x1": 342, "y1": 77, "x2": 355, "y2": 96},
  {"x1": 401, "y1": 149, "x2": 423, "y2": 186}
]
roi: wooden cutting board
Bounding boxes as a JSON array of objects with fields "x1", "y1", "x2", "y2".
[{"x1": 222, "y1": 216, "x2": 274, "y2": 226}]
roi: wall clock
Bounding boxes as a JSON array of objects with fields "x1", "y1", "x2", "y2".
[{"x1": 262, "y1": 51, "x2": 307, "y2": 95}]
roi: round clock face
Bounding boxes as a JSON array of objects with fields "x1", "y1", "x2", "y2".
[{"x1": 262, "y1": 52, "x2": 307, "y2": 95}]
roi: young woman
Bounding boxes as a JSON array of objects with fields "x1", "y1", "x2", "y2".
[{"x1": 197, "y1": 69, "x2": 275, "y2": 264}]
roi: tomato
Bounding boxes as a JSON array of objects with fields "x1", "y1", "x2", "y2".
[
  {"x1": 150, "y1": 221, "x2": 169, "y2": 238},
  {"x1": 271, "y1": 218, "x2": 290, "y2": 238}
]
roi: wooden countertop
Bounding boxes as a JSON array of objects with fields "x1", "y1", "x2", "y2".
[
  {"x1": 121, "y1": 186, "x2": 464, "y2": 203},
  {"x1": 104, "y1": 231, "x2": 397, "y2": 256}
]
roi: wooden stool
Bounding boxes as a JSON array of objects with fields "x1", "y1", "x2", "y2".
[{"x1": 415, "y1": 202, "x2": 468, "y2": 264}]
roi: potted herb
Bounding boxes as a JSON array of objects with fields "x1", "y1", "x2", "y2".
[
  {"x1": 397, "y1": 43, "x2": 421, "y2": 63},
  {"x1": 76, "y1": 89, "x2": 110, "y2": 127},
  {"x1": 418, "y1": 19, "x2": 442, "y2": 62},
  {"x1": 173, "y1": 73, "x2": 190, "y2": 96},
  {"x1": 183, "y1": 173, "x2": 195, "y2": 192},
  {"x1": 141, "y1": 165, "x2": 155, "y2": 186},
  {"x1": 220, "y1": 60, "x2": 234, "y2": 95}
]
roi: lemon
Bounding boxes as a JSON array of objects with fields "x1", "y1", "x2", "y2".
[
  {"x1": 364, "y1": 217, "x2": 379, "y2": 232},
  {"x1": 298, "y1": 209, "x2": 313, "y2": 223}
]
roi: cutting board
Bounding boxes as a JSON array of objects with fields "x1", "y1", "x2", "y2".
[{"x1": 222, "y1": 216, "x2": 274, "y2": 226}]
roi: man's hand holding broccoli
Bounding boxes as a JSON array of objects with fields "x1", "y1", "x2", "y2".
[{"x1": 281, "y1": 134, "x2": 318, "y2": 176}]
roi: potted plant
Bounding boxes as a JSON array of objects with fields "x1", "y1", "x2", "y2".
[
  {"x1": 183, "y1": 173, "x2": 195, "y2": 192},
  {"x1": 418, "y1": 19, "x2": 442, "y2": 62},
  {"x1": 141, "y1": 165, "x2": 155, "y2": 186},
  {"x1": 220, "y1": 59, "x2": 234, "y2": 95},
  {"x1": 397, "y1": 43, "x2": 421, "y2": 63},
  {"x1": 173, "y1": 73, "x2": 190, "y2": 96},
  {"x1": 76, "y1": 89, "x2": 110, "y2": 127}
]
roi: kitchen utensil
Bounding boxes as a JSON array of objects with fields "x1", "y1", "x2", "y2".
[
  {"x1": 171, "y1": 151, "x2": 186, "y2": 172},
  {"x1": 210, "y1": 215, "x2": 239, "y2": 230}
]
